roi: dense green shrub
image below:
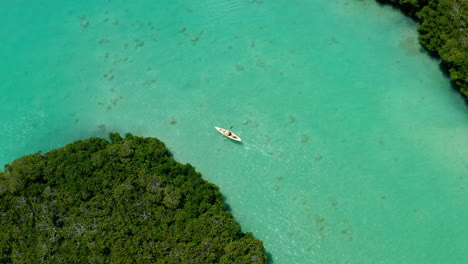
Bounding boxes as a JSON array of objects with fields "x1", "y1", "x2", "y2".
[
  {"x1": 417, "y1": 0, "x2": 467, "y2": 96},
  {"x1": 378, "y1": 0, "x2": 467, "y2": 98},
  {"x1": 377, "y1": 0, "x2": 429, "y2": 17},
  {"x1": 0, "y1": 133, "x2": 267, "y2": 263}
]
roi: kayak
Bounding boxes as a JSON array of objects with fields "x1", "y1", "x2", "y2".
[{"x1": 214, "y1": 126, "x2": 242, "y2": 142}]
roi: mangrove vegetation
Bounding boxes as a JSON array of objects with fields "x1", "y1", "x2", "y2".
[
  {"x1": 0, "y1": 133, "x2": 267, "y2": 263},
  {"x1": 378, "y1": 0, "x2": 467, "y2": 98}
]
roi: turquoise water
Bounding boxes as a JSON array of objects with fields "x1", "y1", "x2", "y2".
[{"x1": 1, "y1": 0, "x2": 467, "y2": 263}]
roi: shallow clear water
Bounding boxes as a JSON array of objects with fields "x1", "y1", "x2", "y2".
[{"x1": 1, "y1": 0, "x2": 467, "y2": 263}]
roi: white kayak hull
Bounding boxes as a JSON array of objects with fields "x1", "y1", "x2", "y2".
[{"x1": 214, "y1": 126, "x2": 242, "y2": 142}]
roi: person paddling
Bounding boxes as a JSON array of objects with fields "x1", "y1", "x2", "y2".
[
  {"x1": 224, "y1": 126, "x2": 233, "y2": 136},
  {"x1": 214, "y1": 126, "x2": 242, "y2": 142}
]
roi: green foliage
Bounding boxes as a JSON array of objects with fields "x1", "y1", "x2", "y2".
[
  {"x1": 377, "y1": 0, "x2": 429, "y2": 17},
  {"x1": 378, "y1": 0, "x2": 468, "y2": 98},
  {"x1": 417, "y1": 0, "x2": 468, "y2": 96},
  {"x1": 0, "y1": 133, "x2": 267, "y2": 263}
]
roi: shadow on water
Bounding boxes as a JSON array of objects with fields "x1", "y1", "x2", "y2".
[
  {"x1": 231, "y1": 139, "x2": 244, "y2": 145},
  {"x1": 219, "y1": 136, "x2": 244, "y2": 145},
  {"x1": 222, "y1": 195, "x2": 274, "y2": 263},
  {"x1": 223, "y1": 195, "x2": 233, "y2": 212},
  {"x1": 375, "y1": 0, "x2": 468, "y2": 105},
  {"x1": 438, "y1": 62, "x2": 468, "y2": 106},
  {"x1": 266, "y1": 252, "x2": 275, "y2": 264}
]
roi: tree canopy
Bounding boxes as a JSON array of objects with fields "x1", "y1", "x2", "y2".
[
  {"x1": 378, "y1": 0, "x2": 467, "y2": 98},
  {"x1": 0, "y1": 133, "x2": 267, "y2": 263}
]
